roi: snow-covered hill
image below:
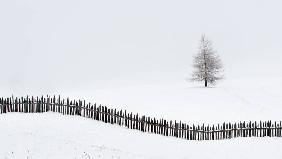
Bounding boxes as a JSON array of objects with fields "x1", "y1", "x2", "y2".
[
  {"x1": 61, "y1": 77, "x2": 282, "y2": 124},
  {"x1": 1, "y1": 0, "x2": 282, "y2": 125},
  {"x1": 1, "y1": 0, "x2": 282, "y2": 158},
  {"x1": 0, "y1": 112, "x2": 281, "y2": 159}
]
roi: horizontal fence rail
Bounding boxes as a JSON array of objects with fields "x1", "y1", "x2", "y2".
[{"x1": 0, "y1": 96, "x2": 281, "y2": 140}]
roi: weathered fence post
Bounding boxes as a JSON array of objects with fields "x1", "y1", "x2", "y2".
[
  {"x1": 174, "y1": 121, "x2": 178, "y2": 138},
  {"x1": 2, "y1": 95, "x2": 282, "y2": 141}
]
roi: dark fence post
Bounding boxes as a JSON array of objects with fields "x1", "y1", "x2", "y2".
[
  {"x1": 2, "y1": 95, "x2": 282, "y2": 141},
  {"x1": 174, "y1": 121, "x2": 178, "y2": 138},
  {"x1": 141, "y1": 116, "x2": 145, "y2": 132},
  {"x1": 267, "y1": 121, "x2": 271, "y2": 137}
]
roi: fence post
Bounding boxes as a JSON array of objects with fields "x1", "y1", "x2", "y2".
[
  {"x1": 46, "y1": 96, "x2": 49, "y2": 112},
  {"x1": 175, "y1": 121, "x2": 178, "y2": 138},
  {"x1": 93, "y1": 104, "x2": 97, "y2": 120},
  {"x1": 140, "y1": 116, "x2": 145, "y2": 132},
  {"x1": 0, "y1": 98, "x2": 2, "y2": 114},
  {"x1": 267, "y1": 121, "x2": 271, "y2": 137},
  {"x1": 2, "y1": 96, "x2": 282, "y2": 141}
]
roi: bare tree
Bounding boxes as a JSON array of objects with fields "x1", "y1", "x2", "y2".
[{"x1": 191, "y1": 35, "x2": 223, "y2": 87}]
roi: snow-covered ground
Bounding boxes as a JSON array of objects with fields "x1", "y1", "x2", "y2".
[
  {"x1": 62, "y1": 77, "x2": 282, "y2": 125},
  {"x1": 1, "y1": 0, "x2": 282, "y2": 158},
  {"x1": 1, "y1": 0, "x2": 282, "y2": 126},
  {"x1": 0, "y1": 112, "x2": 282, "y2": 159}
]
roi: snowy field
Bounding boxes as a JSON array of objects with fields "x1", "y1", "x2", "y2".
[
  {"x1": 2, "y1": 77, "x2": 282, "y2": 125},
  {"x1": 61, "y1": 77, "x2": 282, "y2": 125},
  {"x1": 1, "y1": 0, "x2": 282, "y2": 125},
  {"x1": 0, "y1": 112, "x2": 282, "y2": 159},
  {"x1": 1, "y1": 0, "x2": 282, "y2": 158}
]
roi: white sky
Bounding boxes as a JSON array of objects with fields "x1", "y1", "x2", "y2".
[{"x1": 1, "y1": 0, "x2": 282, "y2": 94}]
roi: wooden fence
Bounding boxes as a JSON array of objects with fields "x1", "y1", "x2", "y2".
[{"x1": 0, "y1": 96, "x2": 281, "y2": 140}]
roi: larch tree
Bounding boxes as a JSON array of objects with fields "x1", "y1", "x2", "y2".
[{"x1": 191, "y1": 35, "x2": 223, "y2": 87}]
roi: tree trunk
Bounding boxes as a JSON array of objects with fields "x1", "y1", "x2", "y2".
[{"x1": 204, "y1": 80, "x2": 207, "y2": 87}]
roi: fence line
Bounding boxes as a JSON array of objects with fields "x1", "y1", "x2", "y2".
[{"x1": 0, "y1": 96, "x2": 281, "y2": 140}]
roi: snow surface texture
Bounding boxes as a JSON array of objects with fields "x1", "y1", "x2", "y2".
[
  {"x1": 2, "y1": 77, "x2": 282, "y2": 125},
  {"x1": 0, "y1": 112, "x2": 282, "y2": 159},
  {"x1": 61, "y1": 77, "x2": 282, "y2": 125}
]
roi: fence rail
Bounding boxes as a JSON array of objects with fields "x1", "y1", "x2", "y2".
[{"x1": 0, "y1": 96, "x2": 281, "y2": 140}]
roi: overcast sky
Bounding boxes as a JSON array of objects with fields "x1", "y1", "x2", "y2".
[{"x1": 1, "y1": 0, "x2": 282, "y2": 95}]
